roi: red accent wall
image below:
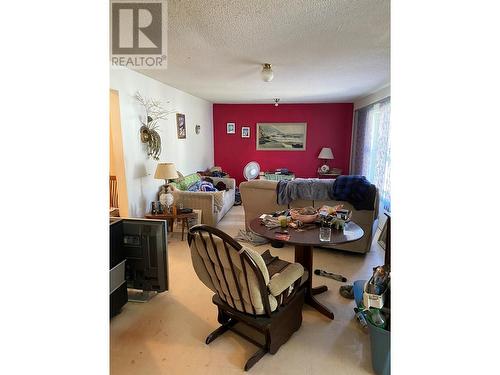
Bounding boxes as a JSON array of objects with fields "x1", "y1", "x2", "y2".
[{"x1": 213, "y1": 103, "x2": 354, "y2": 185}]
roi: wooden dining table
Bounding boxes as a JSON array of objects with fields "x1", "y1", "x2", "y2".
[{"x1": 249, "y1": 217, "x2": 364, "y2": 320}]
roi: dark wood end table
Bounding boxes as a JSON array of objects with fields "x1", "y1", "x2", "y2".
[
  {"x1": 249, "y1": 218, "x2": 364, "y2": 320},
  {"x1": 317, "y1": 172, "x2": 341, "y2": 179},
  {"x1": 145, "y1": 212, "x2": 198, "y2": 241}
]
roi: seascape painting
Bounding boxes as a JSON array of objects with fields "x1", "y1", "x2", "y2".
[{"x1": 256, "y1": 123, "x2": 307, "y2": 150}]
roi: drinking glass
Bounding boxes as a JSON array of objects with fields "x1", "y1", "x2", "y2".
[{"x1": 319, "y1": 227, "x2": 332, "y2": 242}]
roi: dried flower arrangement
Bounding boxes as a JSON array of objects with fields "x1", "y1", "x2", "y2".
[{"x1": 135, "y1": 92, "x2": 175, "y2": 160}]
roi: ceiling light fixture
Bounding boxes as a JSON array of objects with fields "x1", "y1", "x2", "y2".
[
  {"x1": 261, "y1": 63, "x2": 274, "y2": 82},
  {"x1": 274, "y1": 98, "x2": 280, "y2": 107}
]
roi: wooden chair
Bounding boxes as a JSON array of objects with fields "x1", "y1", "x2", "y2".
[
  {"x1": 188, "y1": 225, "x2": 306, "y2": 371},
  {"x1": 109, "y1": 175, "x2": 119, "y2": 217}
]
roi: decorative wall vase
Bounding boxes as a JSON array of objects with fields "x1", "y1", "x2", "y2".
[{"x1": 136, "y1": 92, "x2": 174, "y2": 160}]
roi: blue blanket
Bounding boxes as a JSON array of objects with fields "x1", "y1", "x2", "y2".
[
  {"x1": 187, "y1": 180, "x2": 218, "y2": 192},
  {"x1": 332, "y1": 176, "x2": 376, "y2": 210}
]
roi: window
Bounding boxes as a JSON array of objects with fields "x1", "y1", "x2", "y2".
[{"x1": 351, "y1": 97, "x2": 391, "y2": 213}]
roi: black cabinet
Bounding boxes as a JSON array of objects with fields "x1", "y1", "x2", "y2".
[
  {"x1": 109, "y1": 217, "x2": 169, "y2": 317},
  {"x1": 110, "y1": 219, "x2": 127, "y2": 318}
]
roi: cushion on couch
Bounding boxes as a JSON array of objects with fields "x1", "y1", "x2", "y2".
[
  {"x1": 178, "y1": 173, "x2": 202, "y2": 191},
  {"x1": 168, "y1": 181, "x2": 178, "y2": 190}
]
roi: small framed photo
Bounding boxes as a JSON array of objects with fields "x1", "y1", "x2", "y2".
[
  {"x1": 176, "y1": 113, "x2": 186, "y2": 139},
  {"x1": 226, "y1": 122, "x2": 235, "y2": 134},
  {"x1": 241, "y1": 126, "x2": 250, "y2": 138}
]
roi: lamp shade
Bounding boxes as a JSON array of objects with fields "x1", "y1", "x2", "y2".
[
  {"x1": 154, "y1": 163, "x2": 178, "y2": 180},
  {"x1": 318, "y1": 147, "x2": 334, "y2": 160}
]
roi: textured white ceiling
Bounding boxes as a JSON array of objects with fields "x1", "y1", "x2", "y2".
[{"x1": 139, "y1": 0, "x2": 390, "y2": 103}]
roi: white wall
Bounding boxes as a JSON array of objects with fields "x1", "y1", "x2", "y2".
[
  {"x1": 110, "y1": 67, "x2": 214, "y2": 217},
  {"x1": 354, "y1": 85, "x2": 390, "y2": 110}
]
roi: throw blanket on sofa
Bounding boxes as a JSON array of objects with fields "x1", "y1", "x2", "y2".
[
  {"x1": 186, "y1": 180, "x2": 224, "y2": 212},
  {"x1": 187, "y1": 180, "x2": 218, "y2": 192},
  {"x1": 332, "y1": 175, "x2": 376, "y2": 210},
  {"x1": 276, "y1": 178, "x2": 335, "y2": 205}
]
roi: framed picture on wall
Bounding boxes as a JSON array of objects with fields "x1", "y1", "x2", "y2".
[
  {"x1": 176, "y1": 113, "x2": 186, "y2": 139},
  {"x1": 241, "y1": 126, "x2": 250, "y2": 138},
  {"x1": 226, "y1": 122, "x2": 235, "y2": 134},
  {"x1": 256, "y1": 123, "x2": 307, "y2": 150}
]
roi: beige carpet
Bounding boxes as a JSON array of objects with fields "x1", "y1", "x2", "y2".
[{"x1": 110, "y1": 205, "x2": 385, "y2": 374}]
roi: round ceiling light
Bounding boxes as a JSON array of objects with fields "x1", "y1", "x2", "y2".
[{"x1": 261, "y1": 63, "x2": 274, "y2": 82}]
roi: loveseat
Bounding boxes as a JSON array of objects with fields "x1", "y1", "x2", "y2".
[
  {"x1": 239, "y1": 179, "x2": 379, "y2": 254},
  {"x1": 167, "y1": 173, "x2": 236, "y2": 227}
]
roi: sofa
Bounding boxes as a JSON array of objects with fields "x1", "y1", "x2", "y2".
[
  {"x1": 166, "y1": 173, "x2": 236, "y2": 227},
  {"x1": 239, "y1": 179, "x2": 379, "y2": 254}
]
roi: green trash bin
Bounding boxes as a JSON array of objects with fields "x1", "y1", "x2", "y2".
[
  {"x1": 353, "y1": 280, "x2": 390, "y2": 375},
  {"x1": 367, "y1": 319, "x2": 390, "y2": 375}
]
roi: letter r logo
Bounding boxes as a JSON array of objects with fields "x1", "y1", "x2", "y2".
[{"x1": 112, "y1": 2, "x2": 162, "y2": 54}]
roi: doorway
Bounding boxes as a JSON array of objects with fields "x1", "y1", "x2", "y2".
[{"x1": 110, "y1": 89, "x2": 129, "y2": 217}]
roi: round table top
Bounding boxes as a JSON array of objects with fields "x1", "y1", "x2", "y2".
[{"x1": 249, "y1": 217, "x2": 364, "y2": 247}]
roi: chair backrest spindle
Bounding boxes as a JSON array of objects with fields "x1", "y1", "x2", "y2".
[
  {"x1": 223, "y1": 240, "x2": 247, "y2": 314},
  {"x1": 240, "y1": 254, "x2": 257, "y2": 316},
  {"x1": 207, "y1": 232, "x2": 236, "y2": 309}
]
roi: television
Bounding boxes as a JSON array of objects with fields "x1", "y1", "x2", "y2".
[{"x1": 121, "y1": 218, "x2": 169, "y2": 294}]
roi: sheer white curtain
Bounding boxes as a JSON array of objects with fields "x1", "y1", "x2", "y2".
[{"x1": 351, "y1": 98, "x2": 391, "y2": 213}]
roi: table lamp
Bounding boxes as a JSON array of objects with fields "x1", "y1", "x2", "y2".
[
  {"x1": 155, "y1": 163, "x2": 179, "y2": 213},
  {"x1": 154, "y1": 162, "x2": 179, "y2": 185},
  {"x1": 317, "y1": 147, "x2": 334, "y2": 173}
]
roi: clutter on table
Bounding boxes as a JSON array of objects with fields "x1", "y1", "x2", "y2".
[
  {"x1": 259, "y1": 205, "x2": 353, "y2": 232},
  {"x1": 289, "y1": 207, "x2": 317, "y2": 223}
]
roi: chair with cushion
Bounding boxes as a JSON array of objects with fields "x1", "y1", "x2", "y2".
[{"x1": 188, "y1": 225, "x2": 307, "y2": 371}]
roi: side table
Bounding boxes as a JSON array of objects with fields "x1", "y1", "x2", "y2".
[
  {"x1": 317, "y1": 168, "x2": 342, "y2": 179},
  {"x1": 317, "y1": 172, "x2": 341, "y2": 179},
  {"x1": 145, "y1": 212, "x2": 198, "y2": 241}
]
